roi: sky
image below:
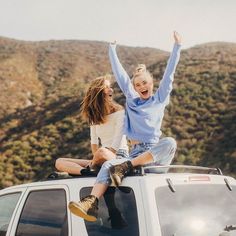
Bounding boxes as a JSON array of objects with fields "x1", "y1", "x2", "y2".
[{"x1": 0, "y1": 0, "x2": 235, "y2": 51}]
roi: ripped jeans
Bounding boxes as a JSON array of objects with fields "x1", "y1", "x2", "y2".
[{"x1": 95, "y1": 137, "x2": 177, "y2": 185}]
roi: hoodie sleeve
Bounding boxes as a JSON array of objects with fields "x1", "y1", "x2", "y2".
[
  {"x1": 155, "y1": 43, "x2": 181, "y2": 104},
  {"x1": 109, "y1": 44, "x2": 138, "y2": 99}
]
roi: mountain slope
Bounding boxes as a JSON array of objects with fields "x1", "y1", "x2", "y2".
[
  {"x1": 0, "y1": 36, "x2": 167, "y2": 118},
  {"x1": 0, "y1": 37, "x2": 235, "y2": 188}
]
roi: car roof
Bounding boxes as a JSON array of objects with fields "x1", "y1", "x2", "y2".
[{"x1": 1, "y1": 165, "x2": 235, "y2": 192}]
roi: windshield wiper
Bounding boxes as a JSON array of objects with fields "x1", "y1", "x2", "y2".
[{"x1": 224, "y1": 225, "x2": 236, "y2": 232}]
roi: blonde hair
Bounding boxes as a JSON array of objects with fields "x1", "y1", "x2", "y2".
[
  {"x1": 80, "y1": 75, "x2": 122, "y2": 125},
  {"x1": 132, "y1": 64, "x2": 153, "y2": 84}
]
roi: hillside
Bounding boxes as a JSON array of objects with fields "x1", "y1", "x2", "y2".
[
  {"x1": 0, "y1": 37, "x2": 235, "y2": 188},
  {"x1": 166, "y1": 42, "x2": 236, "y2": 171},
  {"x1": 0, "y1": 36, "x2": 167, "y2": 118}
]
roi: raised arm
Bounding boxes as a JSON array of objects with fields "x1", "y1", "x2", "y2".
[
  {"x1": 109, "y1": 43, "x2": 137, "y2": 98},
  {"x1": 155, "y1": 31, "x2": 182, "y2": 103}
]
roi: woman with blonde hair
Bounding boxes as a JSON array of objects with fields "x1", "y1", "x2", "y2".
[{"x1": 55, "y1": 75, "x2": 128, "y2": 176}]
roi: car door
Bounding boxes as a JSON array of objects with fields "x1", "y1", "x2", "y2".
[
  {"x1": 68, "y1": 177, "x2": 147, "y2": 236},
  {"x1": 0, "y1": 187, "x2": 27, "y2": 236},
  {"x1": 8, "y1": 184, "x2": 71, "y2": 236}
]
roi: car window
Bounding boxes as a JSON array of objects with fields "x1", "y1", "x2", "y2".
[
  {"x1": 155, "y1": 184, "x2": 236, "y2": 236},
  {"x1": 15, "y1": 189, "x2": 68, "y2": 236},
  {"x1": 80, "y1": 187, "x2": 139, "y2": 236},
  {"x1": 0, "y1": 192, "x2": 21, "y2": 236}
]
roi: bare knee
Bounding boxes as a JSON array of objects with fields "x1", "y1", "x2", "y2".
[
  {"x1": 94, "y1": 148, "x2": 110, "y2": 159},
  {"x1": 93, "y1": 147, "x2": 114, "y2": 165},
  {"x1": 55, "y1": 158, "x2": 66, "y2": 171}
]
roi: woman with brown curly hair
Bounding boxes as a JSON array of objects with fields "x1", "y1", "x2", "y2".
[{"x1": 55, "y1": 75, "x2": 128, "y2": 176}]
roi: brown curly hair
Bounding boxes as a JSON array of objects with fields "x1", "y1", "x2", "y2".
[{"x1": 80, "y1": 75, "x2": 122, "y2": 125}]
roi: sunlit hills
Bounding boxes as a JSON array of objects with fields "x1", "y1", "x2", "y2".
[
  {"x1": 0, "y1": 36, "x2": 167, "y2": 118},
  {"x1": 0, "y1": 36, "x2": 235, "y2": 188}
]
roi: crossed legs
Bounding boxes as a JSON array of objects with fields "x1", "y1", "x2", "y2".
[
  {"x1": 68, "y1": 137, "x2": 177, "y2": 221},
  {"x1": 55, "y1": 147, "x2": 116, "y2": 175}
]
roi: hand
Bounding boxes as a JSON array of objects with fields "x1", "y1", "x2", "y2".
[
  {"x1": 173, "y1": 31, "x2": 182, "y2": 45},
  {"x1": 110, "y1": 40, "x2": 117, "y2": 45}
]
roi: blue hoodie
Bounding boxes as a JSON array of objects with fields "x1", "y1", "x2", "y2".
[{"x1": 109, "y1": 43, "x2": 181, "y2": 143}]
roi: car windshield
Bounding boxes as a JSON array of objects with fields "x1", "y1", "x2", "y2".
[{"x1": 155, "y1": 184, "x2": 236, "y2": 236}]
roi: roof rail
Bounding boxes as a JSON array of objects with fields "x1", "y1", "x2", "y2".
[
  {"x1": 45, "y1": 165, "x2": 223, "y2": 181},
  {"x1": 141, "y1": 165, "x2": 223, "y2": 175}
]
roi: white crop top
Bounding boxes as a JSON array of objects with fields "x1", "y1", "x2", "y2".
[{"x1": 90, "y1": 109, "x2": 128, "y2": 151}]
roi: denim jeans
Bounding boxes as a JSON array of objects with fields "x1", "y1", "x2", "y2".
[
  {"x1": 95, "y1": 137, "x2": 177, "y2": 185},
  {"x1": 116, "y1": 149, "x2": 129, "y2": 159}
]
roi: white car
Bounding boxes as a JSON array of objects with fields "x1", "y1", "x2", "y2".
[{"x1": 0, "y1": 165, "x2": 236, "y2": 236}]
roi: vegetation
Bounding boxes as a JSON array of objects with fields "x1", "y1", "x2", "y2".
[{"x1": 0, "y1": 37, "x2": 235, "y2": 189}]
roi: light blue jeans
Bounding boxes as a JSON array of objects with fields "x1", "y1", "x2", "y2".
[{"x1": 95, "y1": 137, "x2": 177, "y2": 185}]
